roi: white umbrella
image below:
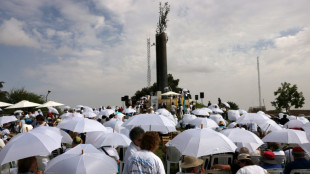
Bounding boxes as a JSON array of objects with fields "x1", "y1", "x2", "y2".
[
  {"x1": 83, "y1": 111, "x2": 97, "y2": 118},
  {"x1": 284, "y1": 120, "x2": 304, "y2": 128},
  {"x1": 57, "y1": 117, "x2": 107, "y2": 133},
  {"x1": 0, "y1": 101, "x2": 12, "y2": 107},
  {"x1": 5, "y1": 100, "x2": 41, "y2": 109},
  {"x1": 0, "y1": 116, "x2": 17, "y2": 126},
  {"x1": 258, "y1": 119, "x2": 282, "y2": 132},
  {"x1": 93, "y1": 132, "x2": 131, "y2": 148},
  {"x1": 192, "y1": 109, "x2": 210, "y2": 116},
  {"x1": 167, "y1": 128, "x2": 237, "y2": 157},
  {"x1": 300, "y1": 143, "x2": 310, "y2": 156},
  {"x1": 0, "y1": 128, "x2": 62, "y2": 165},
  {"x1": 44, "y1": 144, "x2": 118, "y2": 174},
  {"x1": 37, "y1": 101, "x2": 64, "y2": 108},
  {"x1": 14, "y1": 110, "x2": 23, "y2": 114},
  {"x1": 182, "y1": 114, "x2": 197, "y2": 125},
  {"x1": 238, "y1": 109, "x2": 247, "y2": 115},
  {"x1": 222, "y1": 102, "x2": 230, "y2": 108},
  {"x1": 302, "y1": 122, "x2": 310, "y2": 132},
  {"x1": 227, "y1": 110, "x2": 241, "y2": 121},
  {"x1": 209, "y1": 114, "x2": 226, "y2": 125},
  {"x1": 156, "y1": 108, "x2": 171, "y2": 116},
  {"x1": 63, "y1": 106, "x2": 71, "y2": 110},
  {"x1": 33, "y1": 126, "x2": 72, "y2": 144},
  {"x1": 298, "y1": 117, "x2": 309, "y2": 124},
  {"x1": 123, "y1": 108, "x2": 136, "y2": 114},
  {"x1": 161, "y1": 91, "x2": 181, "y2": 96},
  {"x1": 236, "y1": 113, "x2": 270, "y2": 125},
  {"x1": 201, "y1": 107, "x2": 213, "y2": 113},
  {"x1": 115, "y1": 113, "x2": 125, "y2": 120},
  {"x1": 85, "y1": 130, "x2": 113, "y2": 145},
  {"x1": 211, "y1": 107, "x2": 224, "y2": 113},
  {"x1": 103, "y1": 119, "x2": 124, "y2": 132},
  {"x1": 262, "y1": 129, "x2": 309, "y2": 144},
  {"x1": 100, "y1": 109, "x2": 115, "y2": 117},
  {"x1": 123, "y1": 113, "x2": 176, "y2": 133},
  {"x1": 59, "y1": 112, "x2": 83, "y2": 119},
  {"x1": 189, "y1": 117, "x2": 218, "y2": 129},
  {"x1": 220, "y1": 128, "x2": 263, "y2": 153},
  {"x1": 48, "y1": 106, "x2": 59, "y2": 114}
]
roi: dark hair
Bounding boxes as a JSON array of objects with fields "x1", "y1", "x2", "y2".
[
  {"x1": 268, "y1": 142, "x2": 281, "y2": 150},
  {"x1": 129, "y1": 127, "x2": 145, "y2": 141},
  {"x1": 140, "y1": 132, "x2": 160, "y2": 151},
  {"x1": 18, "y1": 156, "x2": 37, "y2": 173},
  {"x1": 36, "y1": 115, "x2": 45, "y2": 121}
]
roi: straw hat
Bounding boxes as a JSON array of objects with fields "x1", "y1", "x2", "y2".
[
  {"x1": 238, "y1": 153, "x2": 251, "y2": 161},
  {"x1": 181, "y1": 156, "x2": 203, "y2": 168}
]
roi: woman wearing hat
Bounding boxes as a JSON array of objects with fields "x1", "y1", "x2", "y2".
[
  {"x1": 176, "y1": 156, "x2": 205, "y2": 174},
  {"x1": 236, "y1": 153, "x2": 268, "y2": 174}
]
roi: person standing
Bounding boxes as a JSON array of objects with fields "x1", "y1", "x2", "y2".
[{"x1": 123, "y1": 132, "x2": 165, "y2": 174}]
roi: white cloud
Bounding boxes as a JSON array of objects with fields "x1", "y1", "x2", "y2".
[{"x1": 0, "y1": 18, "x2": 39, "y2": 48}]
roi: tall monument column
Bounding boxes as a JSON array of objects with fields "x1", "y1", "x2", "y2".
[{"x1": 156, "y1": 32, "x2": 168, "y2": 92}]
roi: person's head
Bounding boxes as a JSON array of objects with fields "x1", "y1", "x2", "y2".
[
  {"x1": 18, "y1": 156, "x2": 38, "y2": 173},
  {"x1": 292, "y1": 146, "x2": 305, "y2": 159},
  {"x1": 140, "y1": 132, "x2": 160, "y2": 152},
  {"x1": 36, "y1": 115, "x2": 45, "y2": 125},
  {"x1": 237, "y1": 153, "x2": 253, "y2": 167},
  {"x1": 219, "y1": 121, "x2": 225, "y2": 126},
  {"x1": 72, "y1": 136, "x2": 82, "y2": 148},
  {"x1": 268, "y1": 142, "x2": 281, "y2": 151},
  {"x1": 181, "y1": 155, "x2": 204, "y2": 173},
  {"x1": 261, "y1": 151, "x2": 278, "y2": 164},
  {"x1": 129, "y1": 127, "x2": 145, "y2": 147},
  {"x1": 239, "y1": 147, "x2": 250, "y2": 154},
  {"x1": 283, "y1": 114, "x2": 287, "y2": 118}
]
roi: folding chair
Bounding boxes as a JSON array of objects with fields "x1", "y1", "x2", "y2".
[
  {"x1": 200, "y1": 155, "x2": 211, "y2": 170},
  {"x1": 290, "y1": 169, "x2": 310, "y2": 174},
  {"x1": 166, "y1": 146, "x2": 182, "y2": 174},
  {"x1": 210, "y1": 154, "x2": 234, "y2": 167},
  {"x1": 266, "y1": 168, "x2": 283, "y2": 174}
]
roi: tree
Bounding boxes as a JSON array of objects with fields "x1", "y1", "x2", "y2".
[
  {"x1": 156, "y1": 2, "x2": 170, "y2": 35},
  {"x1": 131, "y1": 74, "x2": 182, "y2": 104},
  {"x1": 0, "y1": 81, "x2": 8, "y2": 101},
  {"x1": 227, "y1": 101, "x2": 239, "y2": 110},
  {"x1": 6, "y1": 88, "x2": 45, "y2": 104},
  {"x1": 271, "y1": 82, "x2": 305, "y2": 113}
]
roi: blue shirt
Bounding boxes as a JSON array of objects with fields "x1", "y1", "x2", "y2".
[{"x1": 284, "y1": 158, "x2": 310, "y2": 174}]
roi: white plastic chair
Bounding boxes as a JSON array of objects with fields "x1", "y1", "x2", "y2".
[
  {"x1": 166, "y1": 146, "x2": 182, "y2": 174},
  {"x1": 210, "y1": 154, "x2": 234, "y2": 167},
  {"x1": 205, "y1": 169, "x2": 230, "y2": 174},
  {"x1": 290, "y1": 169, "x2": 310, "y2": 174},
  {"x1": 200, "y1": 155, "x2": 211, "y2": 170},
  {"x1": 250, "y1": 155, "x2": 261, "y2": 165},
  {"x1": 266, "y1": 168, "x2": 283, "y2": 174}
]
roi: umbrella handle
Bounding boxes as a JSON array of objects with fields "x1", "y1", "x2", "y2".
[
  {"x1": 26, "y1": 127, "x2": 29, "y2": 132},
  {"x1": 82, "y1": 149, "x2": 84, "y2": 154}
]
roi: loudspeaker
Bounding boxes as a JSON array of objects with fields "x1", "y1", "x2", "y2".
[
  {"x1": 195, "y1": 95, "x2": 199, "y2": 100},
  {"x1": 200, "y1": 92, "x2": 204, "y2": 99},
  {"x1": 121, "y1": 97, "x2": 125, "y2": 101},
  {"x1": 124, "y1": 95, "x2": 129, "y2": 101}
]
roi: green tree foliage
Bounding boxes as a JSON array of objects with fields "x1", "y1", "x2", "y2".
[
  {"x1": 227, "y1": 101, "x2": 239, "y2": 110},
  {"x1": 271, "y1": 82, "x2": 305, "y2": 112},
  {"x1": 156, "y1": 2, "x2": 170, "y2": 35},
  {"x1": 0, "y1": 81, "x2": 8, "y2": 101},
  {"x1": 131, "y1": 74, "x2": 182, "y2": 104},
  {"x1": 6, "y1": 88, "x2": 45, "y2": 104}
]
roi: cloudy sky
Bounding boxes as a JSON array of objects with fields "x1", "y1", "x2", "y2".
[{"x1": 0, "y1": 0, "x2": 309, "y2": 110}]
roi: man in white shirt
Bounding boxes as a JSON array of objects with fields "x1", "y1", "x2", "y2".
[
  {"x1": 124, "y1": 127, "x2": 145, "y2": 164},
  {"x1": 123, "y1": 132, "x2": 165, "y2": 174}
]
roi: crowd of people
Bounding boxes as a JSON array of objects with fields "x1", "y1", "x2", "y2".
[{"x1": 0, "y1": 99, "x2": 310, "y2": 174}]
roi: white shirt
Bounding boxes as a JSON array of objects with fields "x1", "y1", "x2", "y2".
[
  {"x1": 273, "y1": 150, "x2": 285, "y2": 156},
  {"x1": 123, "y1": 150, "x2": 165, "y2": 174},
  {"x1": 124, "y1": 142, "x2": 140, "y2": 164},
  {"x1": 236, "y1": 165, "x2": 267, "y2": 174}
]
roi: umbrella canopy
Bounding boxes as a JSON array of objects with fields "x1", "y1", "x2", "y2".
[
  {"x1": 284, "y1": 120, "x2": 304, "y2": 128},
  {"x1": 123, "y1": 114, "x2": 176, "y2": 133},
  {"x1": 209, "y1": 114, "x2": 226, "y2": 125},
  {"x1": 123, "y1": 108, "x2": 136, "y2": 114},
  {"x1": 167, "y1": 128, "x2": 237, "y2": 157},
  {"x1": 262, "y1": 129, "x2": 309, "y2": 144},
  {"x1": 238, "y1": 109, "x2": 247, "y2": 115},
  {"x1": 33, "y1": 126, "x2": 72, "y2": 144},
  {"x1": 302, "y1": 122, "x2": 310, "y2": 132},
  {"x1": 83, "y1": 111, "x2": 97, "y2": 118},
  {"x1": 57, "y1": 117, "x2": 107, "y2": 133},
  {"x1": 85, "y1": 130, "x2": 113, "y2": 145},
  {"x1": 59, "y1": 112, "x2": 83, "y2": 119},
  {"x1": 220, "y1": 128, "x2": 263, "y2": 144},
  {"x1": 182, "y1": 114, "x2": 197, "y2": 125},
  {"x1": 227, "y1": 110, "x2": 241, "y2": 121},
  {"x1": 37, "y1": 101, "x2": 64, "y2": 108},
  {"x1": 0, "y1": 128, "x2": 62, "y2": 165},
  {"x1": 201, "y1": 107, "x2": 213, "y2": 113},
  {"x1": 5, "y1": 100, "x2": 41, "y2": 109},
  {"x1": 222, "y1": 102, "x2": 230, "y2": 108},
  {"x1": 189, "y1": 117, "x2": 218, "y2": 129},
  {"x1": 161, "y1": 91, "x2": 181, "y2": 96},
  {"x1": 93, "y1": 132, "x2": 131, "y2": 148},
  {"x1": 14, "y1": 110, "x2": 23, "y2": 114},
  {"x1": 192, "y1": 109, "x2": 210, "y2": 116},
  {"x1": 48, "y1": 107, "x2": 59, "y2": 114},
  {"x1": 0, "y1": 101, "x2": 12, "y2": 107},
  {"x1": 258, "y1": 119, "x2": 282, "y2": 132},
  {"x1": 99, "y1": 109, "x2": 115, "y2": 117},
  {"x1": 156, "y1": 108, "x2": 171, "y2": 116},
  {"x1": 103, "y1": 119, "x2": 124, "y2": 132},
  {"x1": 236, "y1": 113, "x2": 270, "y2": 125},
  {"x1": 0, "y1": 116, "x2": 17, "y2": 126},
  {"x1": 44, "y1": 144, "x2": 118, "y2": 174}
]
